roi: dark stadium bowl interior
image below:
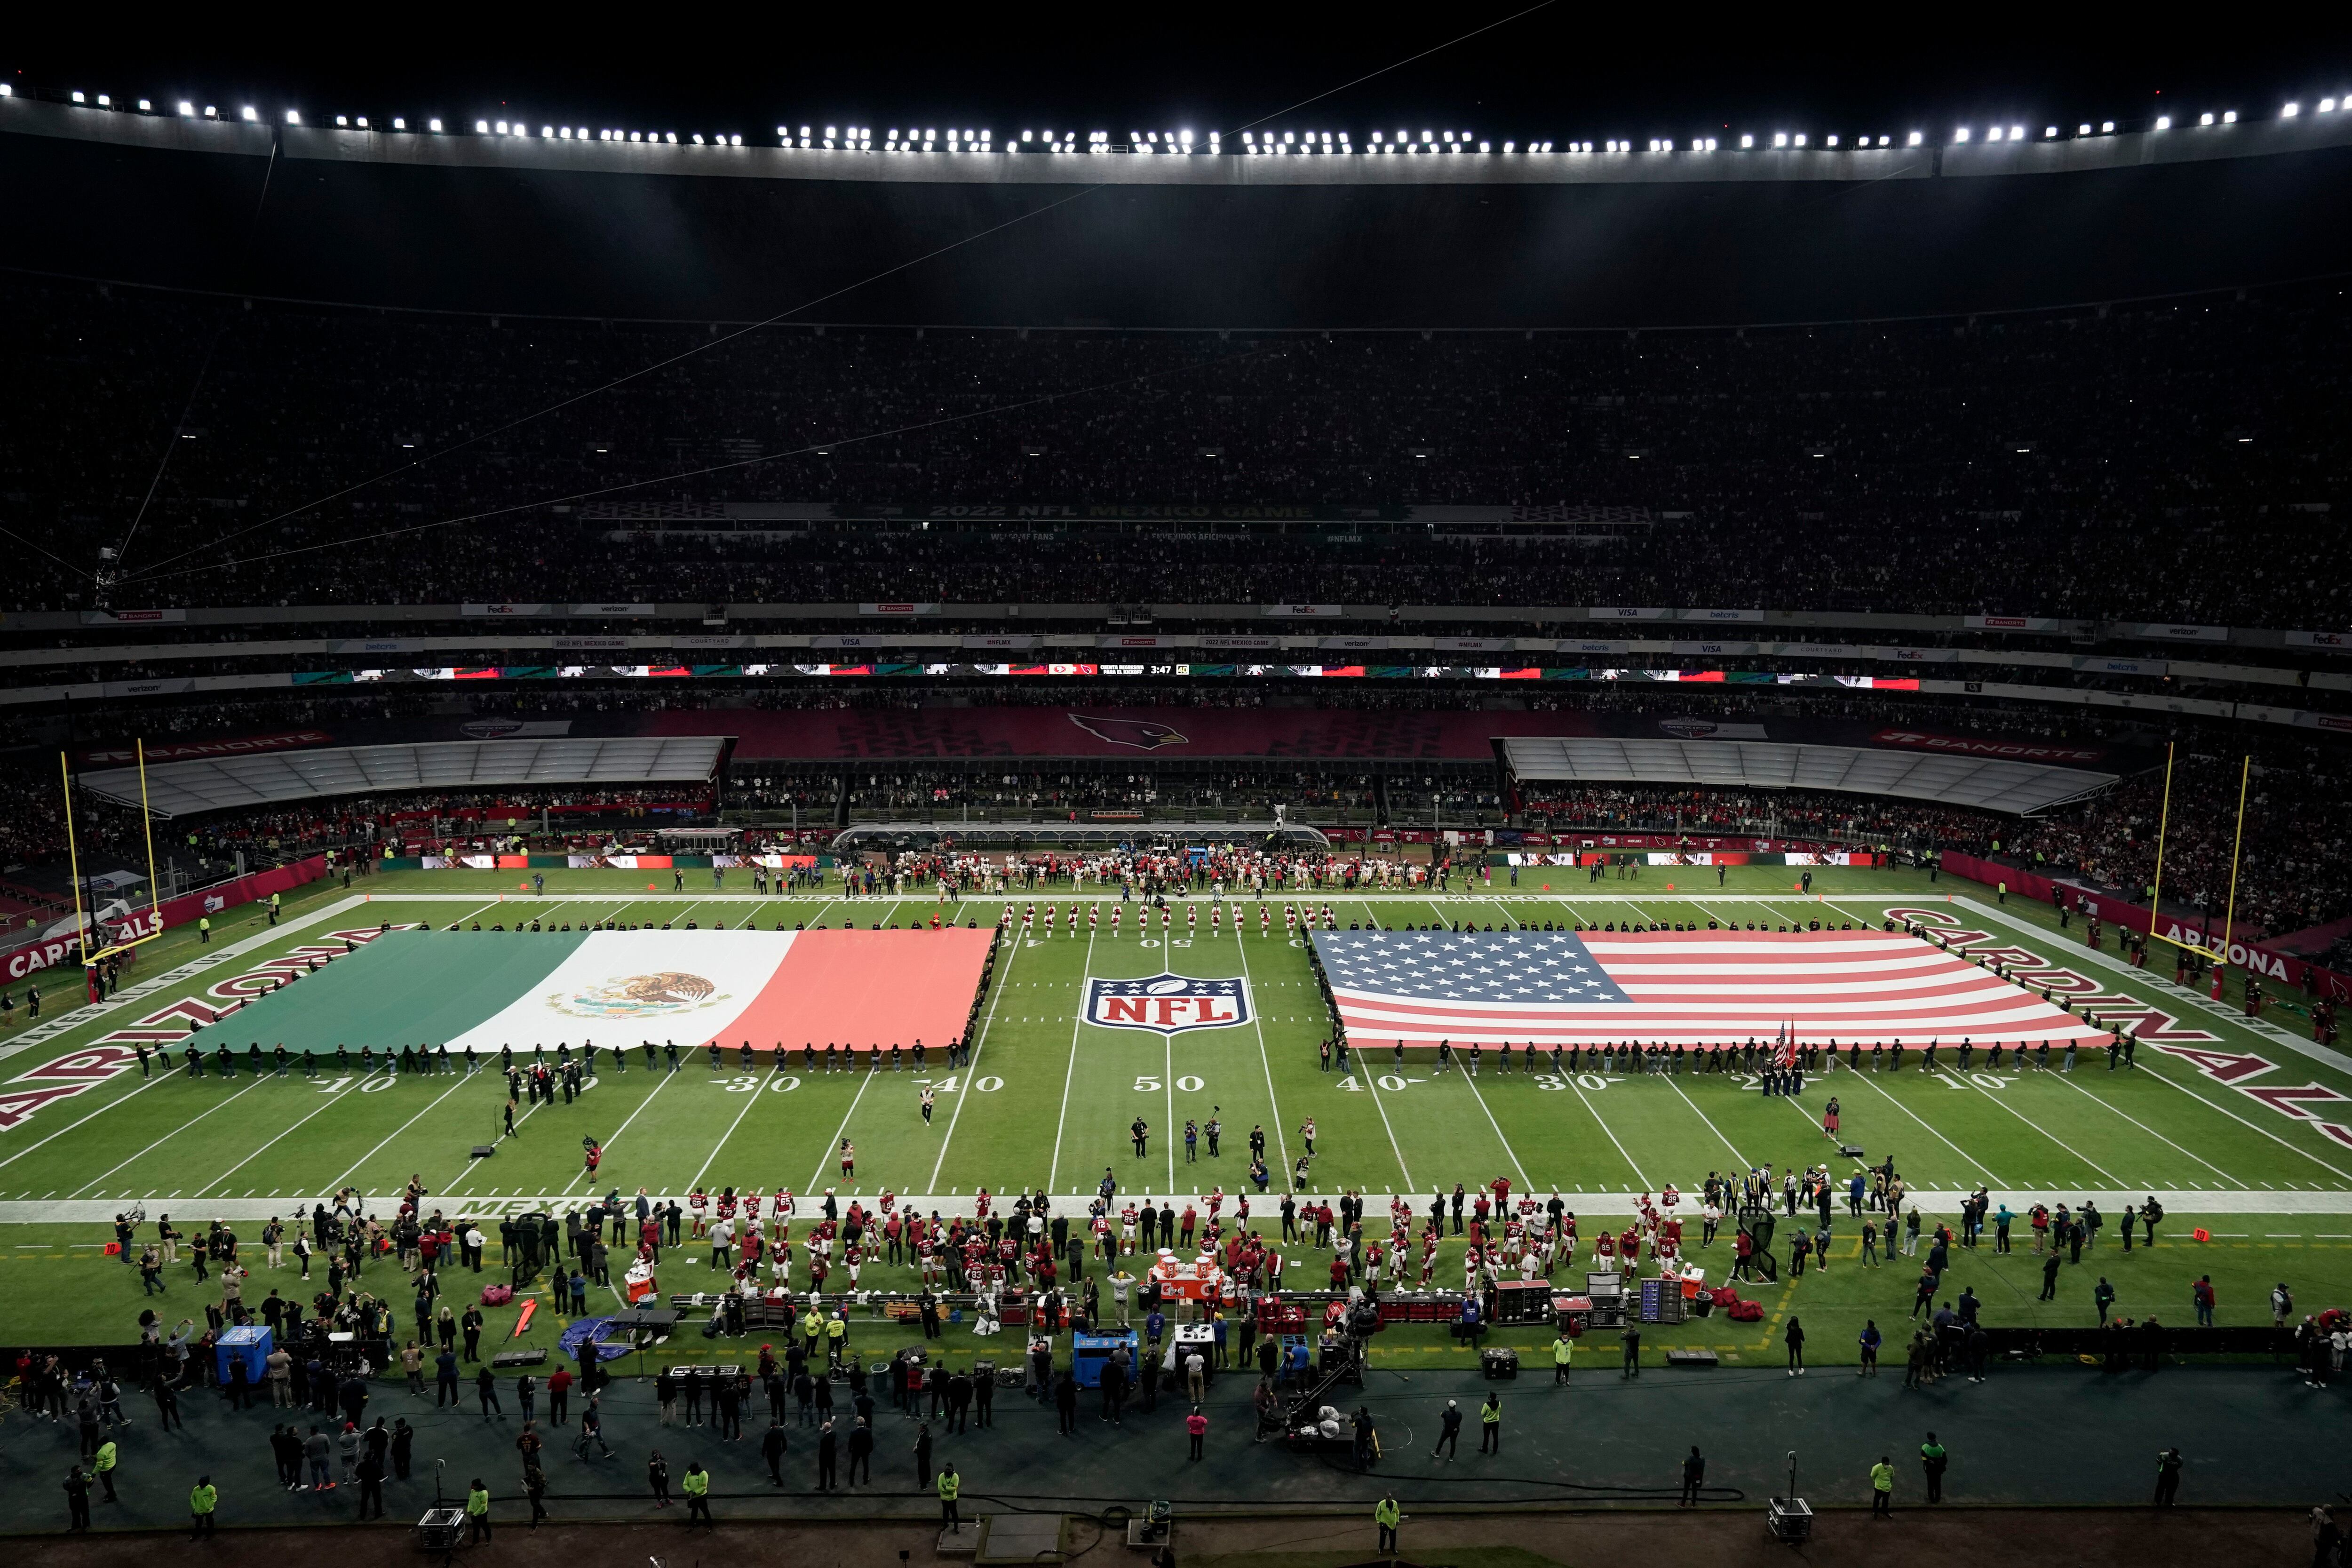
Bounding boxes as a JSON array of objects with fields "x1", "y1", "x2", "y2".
[{"x1": 3, "y1": 34, "x2": 2352, "y2": 1552}]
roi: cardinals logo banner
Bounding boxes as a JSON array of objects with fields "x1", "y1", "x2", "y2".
[
  {"x1": 1085, "y1": 974, "x2": 1253, "y2": 1035},
  {"x1": 1066, "y1": 714, "x2": 1191, "y2": 751}
]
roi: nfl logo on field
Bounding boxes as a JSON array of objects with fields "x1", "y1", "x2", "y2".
[{"x1": 1085, "y1": 974, "x2": 1253, "y2": 1035}]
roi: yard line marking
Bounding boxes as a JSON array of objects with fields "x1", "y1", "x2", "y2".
[
  {"x1": 928, "y1": 928, "x2": 1017, "y2": 1193},
  {"x1": 66, "y1": 1074, "x2": 274, "y2": 1196},
  {"x1": 1361, "y1": 1057, "x2": 1416, "y2": 1193},
  {"x1": 562, "y1": 1065, "x2": 677, "y2": 1194},
  {"x1": 1934, "y1": 1066, "x2": 2127, "y2": 1186},
  {"x1": 1938, "y1": 896, "x2": 2352, "y2": 1181},
  {"x1": 800, "y1": 1068, "x2": 878, "y2": 1194},
  {"x1": 0, "y1": 1069, "x2": 171, "y2": 1173},
  {"x1": 325, "y1": 1071, "x2": 479, "y2": 1199},
  {"x1": 1226, "y1": 916, "x2": 1295, "y2": 1187},
  {"x1": 1845, "y1": 1069, "x2": 2007, "y2": 1187},
  {"x1": 1664, "y1": 1075, "x2": 1748, "y2": 1169},
  {"x1": 2038, "y1": 1067, "x2": 2246, "y2": 1186},
  {"x1": 191, "y1": 1081, "x2": 357, "y2": 1196},
  {"x1": 1568, "y1": 1075, "x2": 1649, "y2": 1190},
  {"x1": 1460, "y1": 1067, "x2": 1532, "y2": 1193},
  {"x1": 1046, "y1": 925, "x2": 1101, "y2": 1197},
  {"x1": 2130, "y1": 1061, "x2": 2352, "y2": 1184}
]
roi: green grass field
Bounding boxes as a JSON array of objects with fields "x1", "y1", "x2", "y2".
[{"x1": 3, "y1": 863, "x2": 2349, "y2": 1369}]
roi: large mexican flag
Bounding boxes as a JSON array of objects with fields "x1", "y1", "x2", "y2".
[{"x1": 189, "y1": 927, "x2": 993, "y2": 1055}]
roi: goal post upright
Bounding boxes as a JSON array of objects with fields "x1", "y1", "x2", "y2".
[{"x1": 2210, "y1": 754, "x2": 2252, "y2": 1001}]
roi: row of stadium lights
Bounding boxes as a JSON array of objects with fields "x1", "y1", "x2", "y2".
[{"x1": 15, "y1": 85, "x2": 2352, "y2": 150}]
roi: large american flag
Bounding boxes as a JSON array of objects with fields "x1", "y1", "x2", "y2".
[{"x1": 1310, "y1": 928, "x2": 2111, "y2": 1050}]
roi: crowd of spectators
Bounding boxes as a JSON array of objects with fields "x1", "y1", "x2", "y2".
[{"x1": 4, "y1": 275, "x2": 2347, "y2": 623}]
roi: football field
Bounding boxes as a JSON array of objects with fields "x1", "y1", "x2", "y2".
[{"x1": 6, "y1": 871, "x2": 2352, "y2": 1226}]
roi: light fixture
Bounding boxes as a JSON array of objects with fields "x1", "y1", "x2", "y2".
[
  {"x1": 71, "y1": 90, "x2": 85, "y2": 103},
  {"x1": 2282, "y1": 102, "x2": 2301, "y2": 117},
  {"x1": 1739, "y1": 133, "x2": 1754, "y2": 148},
  {"x1": 392, "y1": 116, "x2": 405, "y2": 129},
  {"x1": 429, "y1": 118, "x2": 443, "y2": 132},
  {"x1": 137, "y1": 99, "x2": 151, "y2": 111},
  {"x1": 2320, "y1": 99, "x2": 2338, "y2": 113},
  {"x1": 2044, "y1": 126, "x2": 2058, "y2": 138},
  {"x1": 2222, "y1": 110, "x2": 2237, "y2": 123},
  {"x1": 241, "y1": 105, "x2": 258, "y2": 121},
  {"x1": 2101, "y1": 120, "x2": 2115, "y2": 133},
  {"x1": 2154, "y1": 115, "x2": 2171, "y2": 129},
  {"x1": 1907, "y1": 130, "x2": 1923, "y2": 146},
  {"x1": 336, "y1": 114, "x2": 348, "y2": 127},
  {"x1": 357, "y1": 117, "x2": 369, "y2": 129},
  {"x1": 2200, "y1": 112, "x2": 2215, "y2": 125},
  {"x1": 178, "y1": 101, "x2": 194, "y2": 116},
  {"x1": 1772, "y1": 131, "x2": 1788, "y2": 147},
  {"x1": 96, "y1": 94, "x2": 111, "y2": 107},
  {"x1": 1792, "y1": 133, "x2": 1806, "y2": 147}
]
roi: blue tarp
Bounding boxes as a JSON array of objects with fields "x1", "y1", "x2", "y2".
[{"x1": 559, "y1": 1314, "x2": 635, "y2": 1363}]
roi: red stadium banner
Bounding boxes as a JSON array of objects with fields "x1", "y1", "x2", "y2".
[{"x1": 1940, "y1": 851, "x2": 2352, "y2": 1000}]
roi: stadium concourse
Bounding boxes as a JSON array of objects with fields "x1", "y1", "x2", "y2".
[{"x1": 4, "y1": 39, "x2": 2352, "y2": 1560}]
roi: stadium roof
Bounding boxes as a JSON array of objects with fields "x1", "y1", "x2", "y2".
[
  {"x1": 1501, "y1": 736, "x2": 2114, "y2": 816},
  {"x1": 77, "y1": 736, "x2": 725, "y2": 817}
]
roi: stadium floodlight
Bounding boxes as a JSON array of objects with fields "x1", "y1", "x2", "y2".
[
  {"x1": 2199, "y1": 112, "x2": 2215, "y2": 125},
  {"x1": 731, "y1": 134, "x2": 741, "y2": 146},
  {"x1": 1740, "y1": 133, "x2": 1753, "y2": 148},
  {"x1": 138, "y1": 99, "x2": 151, "y2": 111},
  {"x1": 1503, "y1": 140, "x2": 1515, "y2": 152},
  {"x1": 0, "y1": 84, "x2": 9, "y2": 98},
  {"x1": 2100, "y1": 120, "x2": 2114, "y2": 133},
  {"x1": 2154, "y1": 115, "x2": 2171, "y2": 129},
  {"x1": 481, "y1": 120, "x2": 493, "y2": 134},
  {"x1": 1792, "y1": 133, "x2": 1806, "y2": 147},
  {"x1": 1953, "y1": 127, "x2": 1970, "y2": 142},
  {"x1": 429, "y1": 118, "x2": 442, "y2": 132},
  {"x1": 1825, "y1": 133, "x2": 1839, "y2": 146},
  {"x1": 2321, "y1": 99, "x2": 2338, "y2": 112},
  {"x1": 2222, "y1": 110, "x2": 2237, "y2": 123},
  {"x1": 2009, "y1": 125, "x2": 2023, "y2": 140},
  {"x1": 693, "y1": 133, "x2": 705, "y2": 144},
  {"x1": 390, "y1": 116, "x2": 403, "y2": 129},
  {"x1": 71, "y1": 90, "x2": 85, "y2": 103},
  {"x1": 177, "y1": 101, "x2": 194, "y2": 116},
  {"x1": 2282, "y1": 102, "x2": 2300, "y2": 117},
  {"x1": 1907, "y1": 130, "x2": 1923, "y2": 146},
  {"x1": 241, "y1": 105, "x2": 258, "y2": 121},
  {"x1": 1985, "y1": 127, "x2": 2001, "y2": 142},
  {"x1": 1772, "y1": 131, "x2": 1788, "y2": 147},
  {"x1": 2044, "y1": 126, "x2": 2057, "y2": 138},
  {"x1": 97, "y1": 95, "x2": 111, "y2": 107}
]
